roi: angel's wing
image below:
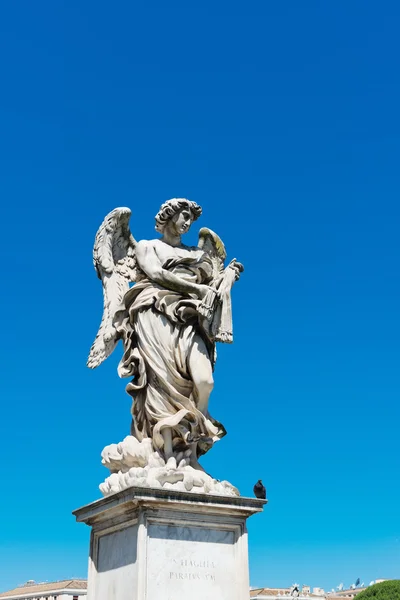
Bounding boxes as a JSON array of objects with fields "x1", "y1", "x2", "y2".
[
  {"x1": 198, "y1": 227, "x2": 226, "y2": 282},
  {"x1": 87, "y1": 207, "x2": 137, "y2": 369}
]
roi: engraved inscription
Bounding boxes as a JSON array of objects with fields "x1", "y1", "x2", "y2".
[
  {"x1": 169, "y1": 573, "x2": 216, "y2": 581},
  {"x1": 173, "y1": 559, "x2": 216, "y2": 568},
  {"x1": 169, "y1": 558, "x2": 217, "y2": 582},
  {"x1": 146, "y1": 523, "x2": 237, "y2": 599}
]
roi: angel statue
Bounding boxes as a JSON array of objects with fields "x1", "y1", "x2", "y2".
[{"x1": 88, "y1": 198, "x2": 243, "y2": 497}]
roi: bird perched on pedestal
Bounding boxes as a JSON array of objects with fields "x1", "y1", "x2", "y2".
[{"x1": 253, "y1": 479, "x2": 266, "y2": 499}]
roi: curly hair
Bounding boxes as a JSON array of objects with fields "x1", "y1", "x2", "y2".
[{"x1": 155, "y1": 198, "x2": 202, "y2": 233}]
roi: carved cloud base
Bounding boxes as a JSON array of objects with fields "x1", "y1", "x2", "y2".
[
  {"x1": 100, "y1": 435, "x2": 239, "y2": 498},
  {"x1": 73, "y1": 487, "x2": 266, "y2": 600}
]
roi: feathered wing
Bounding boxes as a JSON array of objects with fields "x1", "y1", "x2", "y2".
[
  {"x1": 87, "y1": 207, "x2": 137, "y2": 369},
  {"x1": 198, "y1": 227, "x2": 226, "y2": 282}
]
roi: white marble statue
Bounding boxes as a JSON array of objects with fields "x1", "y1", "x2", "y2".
[{"x1": 88, "y1": 199, "x2": 243, "y2": 496}]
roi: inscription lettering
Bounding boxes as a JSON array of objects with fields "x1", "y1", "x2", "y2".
[
  {"x1": 172, "y1": 559, "x2": 216, "y2": 569},
  {"x1": 168, "y1": 557, "x2": 217, "y2": 583},
  {"x1": 169, "y1": 572, "x2": 216, "y2": 581}
]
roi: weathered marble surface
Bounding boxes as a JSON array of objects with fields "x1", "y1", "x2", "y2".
[
  {"x1": 146, "y1": 524, "x2": 235, "y2": 599},
  {"x1": 95, "y1": 524, "x2": 138, "y2": 600},
  {"x1": 87, "y1": 199, "x2": 243, "y2": 494},
  {"x1": 73, "y1": 487, "x2": 266, "y2": 600},
  {"x1": 100, "y1": 435, "x2": 239, "y2": 497}
]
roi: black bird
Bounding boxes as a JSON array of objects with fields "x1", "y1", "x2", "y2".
[{"x1": 253, "y1": 479, "x2": 266, "y2": 499}]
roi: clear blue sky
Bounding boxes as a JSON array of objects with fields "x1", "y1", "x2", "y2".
[{"x1": 0, "y1": 0, "x2": 399, "y2": 593}]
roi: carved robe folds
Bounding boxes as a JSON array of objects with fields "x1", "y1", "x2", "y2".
[{"x1": 115, "y1": 255, "x2": 226, "y2": 457}]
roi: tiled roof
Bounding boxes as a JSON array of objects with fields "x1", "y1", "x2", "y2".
[
  {"x1": 330, "y1": 590, "x2": 366, "y2": 598},
  {"x1": 250, "y1": 588, "x2": 291, "y2": 597},
  {"x1": 0, "y1": 580, "x2": 87, "y2": 598},
  {"x1": 250, "y1": 590, "x2": 331, "y2": 599}
]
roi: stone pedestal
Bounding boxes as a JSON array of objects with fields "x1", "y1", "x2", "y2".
[{"x1": 73, "y1": 487, "x2": 266, "y2": 600}]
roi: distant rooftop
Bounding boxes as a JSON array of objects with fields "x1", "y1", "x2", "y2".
[
  {"x1": 0, "y1": 580, "x2": 87, "y2": 598},
  {"x1": 250, "y1": 588, "x2": 291, "y2": 597},
  {"x1": 250, "y1": 586, "x2": 368, "y2": 599},
  {"x1": 328, "y1": 588, "x2": 366, "y2": 598},
  {"x1": 250, "y1": 589, "x2": 324, "y2": 599}
]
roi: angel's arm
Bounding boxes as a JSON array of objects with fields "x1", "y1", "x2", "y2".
[{"x1": 136, "y1": 241, "x2": 208, "y2": 297}]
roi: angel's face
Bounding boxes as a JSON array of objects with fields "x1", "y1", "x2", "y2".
[{"x1": 171, "y1": 208, "x2": 193, "y2": 235}]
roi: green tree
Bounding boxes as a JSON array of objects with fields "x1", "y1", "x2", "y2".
[{"x1": 356, "y1": 581, "x2": 400, "y2": 600}]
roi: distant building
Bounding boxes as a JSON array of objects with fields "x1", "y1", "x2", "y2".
[
  {"x1": 329, "y1": 588, "x2": 366, "y2": 598},
  {"x1": 250, "y1": 589, "x2": 290, "y2": 598},
  {"x1": 0, "y1": 580, "x2": 87, "y2": 600},
  {"x1": 250, "y1": 588, "x2": 326, "y2": 599},
  {"x1": 250, "y1": 585, "x2": 370, "y2": 600},
  {"x1": 0, "y1": 578, "x2": 383, "y2": 600}
]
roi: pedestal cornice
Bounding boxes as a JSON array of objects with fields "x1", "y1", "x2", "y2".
[{"x1": 73, "y1": 487, "x2": 266, "y2": 527}]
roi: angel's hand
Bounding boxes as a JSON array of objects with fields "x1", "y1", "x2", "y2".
[
  {"x1": 233, "y1": 266, "x2": 241, "y2": 281},
  {"x1": 230, "y1": 260, "x2": 244, "y2": 281}
]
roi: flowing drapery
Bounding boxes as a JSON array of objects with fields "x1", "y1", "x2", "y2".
[{"x1": 114, "y1": 255, "x2": 226, "y2": 456}]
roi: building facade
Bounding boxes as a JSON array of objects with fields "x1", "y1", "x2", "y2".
[
  {"x1": 0, "y1": 580, "x2": 87, "y2": 600},
  {"x1": 250, "y1": 586, "x2": 368, "y2": 599}
]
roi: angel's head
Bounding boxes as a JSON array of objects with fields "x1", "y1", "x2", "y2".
[{"x1": 155, "y1": 198, "x2": 202, "y2": 236}]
